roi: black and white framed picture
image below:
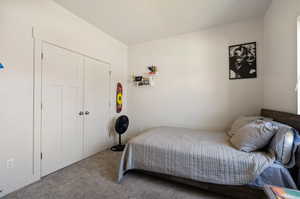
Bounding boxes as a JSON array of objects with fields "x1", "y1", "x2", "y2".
[{"x1": 229, "y1": 42, "x2": 257, "y2": 80}]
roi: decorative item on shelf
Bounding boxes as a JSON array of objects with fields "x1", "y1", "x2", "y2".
[
  {"x1": 148, "y1": 65, "x2": 157, "y2": 75},
  {"x1": 132, "y1": 65, "x2": 157, "y2": 87},
  {"x1": 134, "y1": 76, "x2": 143, "y2": 82},
  {"x1": 133, "y1": 75, "x2": 153, "y2": 87},
  {"x1": 142, "y1": 77, "x2": 150, "y2": 85}
]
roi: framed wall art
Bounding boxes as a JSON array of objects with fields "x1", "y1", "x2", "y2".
[{"x1": 229, "y1": 42, "x2": 257, "y2": 80}]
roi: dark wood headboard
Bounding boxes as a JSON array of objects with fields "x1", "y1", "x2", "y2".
[{"x1": 261, "y1": 109, "x2": 300, "y2": 132}]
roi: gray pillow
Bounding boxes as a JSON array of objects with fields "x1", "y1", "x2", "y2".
[
  {"x1": 230, "y1": 120, "x2": 278, "y2": 152},
  {"x1": 268, "y1": 122, "x2": 294, "y2": 165},
  {"x1": 228, "y1": 116, "x2": 273, "y2": 137}
]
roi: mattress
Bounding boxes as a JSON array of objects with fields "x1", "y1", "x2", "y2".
[{"x1": 119, "y1": 127, "x2": 275, "y2": 185}]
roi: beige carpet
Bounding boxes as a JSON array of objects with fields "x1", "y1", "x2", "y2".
[{"x1": 4, "y1": 150, "x2": 228, "y2": 199}]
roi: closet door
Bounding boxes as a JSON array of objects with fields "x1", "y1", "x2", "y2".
[
  {"x1": 41, "y1": 43, "x2": 84, "y2": 176},
  {"x1": 83, "y1": 58, "x2": 110, "y2": 157}
]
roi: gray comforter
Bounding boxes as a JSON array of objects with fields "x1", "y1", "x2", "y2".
[{"x1": 118, "y1": 127, "x2": 275, "y2": 185}]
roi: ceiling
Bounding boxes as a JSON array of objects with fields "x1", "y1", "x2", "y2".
[{"x1": 53, "y1": 0, "x2": 271, "y2": 45}]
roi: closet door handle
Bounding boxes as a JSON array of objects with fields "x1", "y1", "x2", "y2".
[
  {"x1": 85, "y1": 111, "x2": 90, "y2": 115},
  {"x1": 79, "y1": 111, "x2": 84, "y2": 116}
]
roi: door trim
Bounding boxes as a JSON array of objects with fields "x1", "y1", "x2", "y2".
[{"x1": 33, "y1": 27, "x2": 112, "y2": 179}]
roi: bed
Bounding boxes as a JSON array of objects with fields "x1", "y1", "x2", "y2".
[{"x1": 118, "y1": 109, "x2": 300, "y2": 199}]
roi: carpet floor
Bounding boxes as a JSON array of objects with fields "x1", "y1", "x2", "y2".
[{"x1": 4, "y1": 150, "x2": 228, "y2": 199}]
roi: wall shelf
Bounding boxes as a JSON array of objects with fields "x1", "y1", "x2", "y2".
[{"x1": 132, "y1": 65, "x2": 158, "y2": 87}]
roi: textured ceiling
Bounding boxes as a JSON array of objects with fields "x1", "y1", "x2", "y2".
[{"x1": 53, "y1": 0, "x2": 271, "y2": 45}]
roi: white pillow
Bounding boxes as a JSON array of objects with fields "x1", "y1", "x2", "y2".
[
  {"x1": 228, "y1": 116, "x2": 273, "y2": 137},
  {"x1": 230, "y1": 120, "x2": 278, "y2": 152}
]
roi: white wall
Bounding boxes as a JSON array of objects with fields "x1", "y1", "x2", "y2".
[
  {"x1": 128, "y1": 19, "x2": 264, "y2": 136},
  {"x1": 0, "y1": 0, "x2": 127, "y2": 196},
  {"x1": 263, "y1": 0, "x2": 300, "y2": 113}
]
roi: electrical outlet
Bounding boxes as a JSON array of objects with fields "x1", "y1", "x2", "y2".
[{"x1": 7, "y1": 159, "x2": 14, "y2": 169}]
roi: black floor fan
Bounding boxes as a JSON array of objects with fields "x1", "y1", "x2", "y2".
[{"x1": 111, "y1": 115, "x2": 129, "y2": 152}]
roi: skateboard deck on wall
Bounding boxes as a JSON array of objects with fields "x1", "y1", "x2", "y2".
[{"x1": 116, "y1": 82, "x2": 123, "y2": 113}]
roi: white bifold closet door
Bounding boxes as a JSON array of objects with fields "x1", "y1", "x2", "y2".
[
  {"x1": 41, "y1": 43, "x2": 84, "y2": 176},
  {"x1": 41, "y1": 43, "x2": 110, "y2": 176},
  {"x1": 83, "y1": 58, "x2": 110, "y2": 158}
]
